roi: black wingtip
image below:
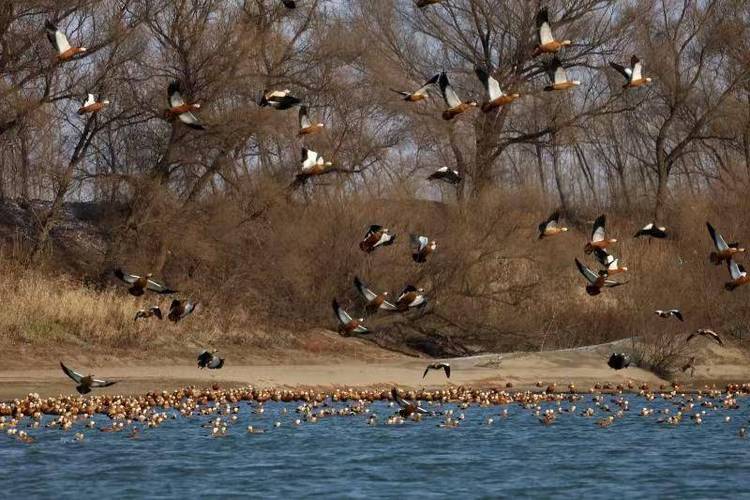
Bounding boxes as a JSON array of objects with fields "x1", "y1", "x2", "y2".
[{"x1": 45, "y1": 20, "x2": 57, "y2": 31}]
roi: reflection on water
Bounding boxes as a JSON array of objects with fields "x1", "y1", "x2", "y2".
[{"x1": 2, "y1": 394, "x2": 749, "y2": 498}]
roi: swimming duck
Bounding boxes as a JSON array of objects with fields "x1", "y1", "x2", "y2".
[
  {"x1": 332, "y1": 299, "x2": 368, "y2": 335},
  {"x1": 259, "y1": 89, "x2": 301, "y2": 110},
  {"x1": 634, "y1": 223, "x2": 667, "y2": 239},
  {"x1": 655, "y1": 309, "x2": 683, "y2": 321},
  {"x1": 439, "y1": 72, "x2": 478, "y2": 120},
  {"x1": 168, "y1": 299, "x2": 197, "y2": 322},
  {"x1": 359, "y1": 225, "x2": 396, "y2": 253},
  {"x1": 725, "y1": 258, "x2": 750, "y2": 291},
  {"x1": 353, "y1": 277, "x2": 397, "y2": 312},
  {"x1": 584, "y1": 215, "x2": 617, "y2": 254},
  {"x1": 197, "y1": 350, "x2": 224, "y2": 369},
  {"x1": 575, "y1": 258, "x2": 626, "y2": 296},
  {"x1": 537, "y1": 210, "x2": 568, "y2": 239},
  {"x1": 593, "y1": 248, "x2": 628, "y2": 276},
  {"x1": 707, "y1": 222, "x2": 744, "y2": 265},
  {"x1": 77, "y1": 94, "x2": 110, "y2": 115},
  {"x1": 410, "y1": 234, "x2": 436, "y2": 263},
  {"x1": 395, "y1": 285, "x2": 427, "y2": 311},
  {"x1": 114, "y1": 269, "x2": 177, "y2": 296},
  {"x1": 134, "y1": 306, "x2": 162, "y2": 321},
  {"x1": 165, "y1": 81, "x2": 205, "y2": 130},
  {"x1": 607, "y1": 353, "x2": 631, "y2": 370},
  {"x1": 474, "y1": 66, "x2": 520, "y2": 112},
  {"x1": 533, "y1": 8, "x2": 571, "y2": 56},
  {"x1": 298, "y1": 106, "x2": 325, "y2": 136},
  {"x1": 609, "y1": 55, "x2": 652, "y2": 88},
  {"x1": 45, "y1": 20, "x2": 87, "y2": 61},
  {"x1": 427, "y1": 166, "x2": 461, "y2": 184},
  {"x1": 391, "y1": 388, "x2": 428, "y2": 417},
  {"x1": 544, "y1": 57, "x2": 580, "y2": 92},
  {"x1": 391, "y1": 74, "x2": 440, "y2": 101},
  {"x1": 60, "y1": 362, "x2": 116, "y2": 394},
  {"x1": 687, "y1": 329, "x2": 723, "y2": 346},
  {"x1": 423, "y1": 362, "x2": 451, "y2": 379}
]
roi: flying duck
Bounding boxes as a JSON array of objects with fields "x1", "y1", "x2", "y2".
[
  {"x1": 609, "y1": 56, "x2": 652, "y2": 88},
  {"x1": 395, "y1": 285, "x2": 427, "y2": 311},
  {"x1": 197, "y1": 350, "x2": 224, "y2": 369},
  {"x1": 359, "y1": 225, "x2": 396, "y2": 253},
  {"x1": 593, "y1": 248, "x2": 628, "y2": 276},
  {"x1": 165, "y1": 81, "x2": 205, "y2": 130},
  {"x1": 584, "y1": 215, "x2": 617, "y2": 254},
  {"x1": 634, "y1": 223, "x2": 667, "y2": 239},
  {"x1": 427, "y1": 166, "x2": 461, "y2": 184},
  {"x1": 474, "y1": 66, "x2": 520, "y2": 112},
  {"x1": 134, "y1": 306, "x2": 162, "y2": 321},
  {"x1": 423, "y1": 362, "x2": 450, "y2": 379},
  {"x1": 391, "y1": 74, "x2": 440, "y2": 102},
  {"x1": 77, "y1": 94, "x2": 110, "y2": 115},
  {"x1": 706, "y1": 222, "x2": 745, "y2": 265},
  {"x1": 282, "y1": 0, "x2": 296, "y2": 8},
  {"x1": 60, "y1": 362, "x2": 116, "y2": 394},
  {"x1": 439, "y1": 72, "x2": 477, "y2": 120},
  {"x1": 533, "y1": 8, "x2": 572, "y2": 57},
  {"x1": 410, "y1": 234, "x2": 436, "y2": 263},
  {"x1": 537, "y1": 210, "x2": 568, "y2": 239},
  {"x1": 297, "y1": 147, "x2": 332, "y2": 179},
  {"x1": 168, "y1": 299, "x2": 197, "y2": 322},
  {"x1": 259, "y1": 89, "x2": 301, "y2": 110},
  {"x1": 298, "y1": 106, "x2": 325, "y2": 136},
  {"x1": 543, "y1": 57, "x2": 580, "y2": 92},
  {"x1": 575, "y1": 258, "x2": 626, "y2": 296},
  {"x1": 655, "y1": 309, "x2": 684, "y2": 321},
  {"x1": 332, "y1": 299, "x2": 368, "y2": 335},
  {"x1": 114, "y1": 269, "x2": 177, "y2": 296},
  {"x1": 415, "y1": 0, "x2": 443, "y2": 7},
  {"x1": 353, "y1": 277, "x2": 397, "y2": 312},
  {"x1": 687, "y1": 329, "x2": 723, "y2": 346},
  {"x1": 607, "y1": 353, "x2": 631, "y2": 370},
  {"x1": 391, "y1": 387, "x2": 428, "y2": 417},
  {"x1": 725, "y1": 258, "x2": 750, "y2": 291},
  {"x1": 45, "y1": 20, "x2": 87, "y2": 61}
]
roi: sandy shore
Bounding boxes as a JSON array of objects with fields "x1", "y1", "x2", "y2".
[{"x1": 3, "y1": 337, "x2": 748, "y2": 400}]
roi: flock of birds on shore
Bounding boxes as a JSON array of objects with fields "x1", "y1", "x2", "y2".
[
  {"x1": 2, "y1": 383, "x2": 750, "y2": 445},
  {"x1": 34, "y1": 4, "x2": 747, "y2": 402}
]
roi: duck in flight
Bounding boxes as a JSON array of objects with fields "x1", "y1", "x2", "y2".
[
  {"x1": 295, "y1": 147, "x2": 333, "y2": 183},
  {"x1": 60, "y1": 362, "x2": 116, "y2": 394},
  {"x1": 353, "y1": 277, "x2": 397, "y2": 312},
  {"x1": 45, "y1": 20, "x2": 87, "y2": 61},
  {"x1": 427, "y1": 166, "x2": 461, "y2": 184},
  {"x1": 396, "y1": 285, "x2": 427, "y2": 311},
  {"x1": 115, "y1": 269, "x2": 177, "y2": 296},
  {"x1": 533, "y1": 8, "x2": 572, "y2": 57},
  {"x1": 165, "y1": 81, "x2": 205, "y2": 130},
  {"x1": 332, "y1": 299, "x2": 368, "y2": 335},
  {"x1": 259, "y1": 89, "x2": 301, "y2": 110},
  {"x1": 359, "y1": 225, "x2": 396, "y2": 253},
  {"x1": 655, "y1": 309, "x2": 683, "y2": 321},
  {"x1": 593, "y1": 248, "x2": 627, "y2": 276},
  {"x1": 78, "y1": 94, "x2": 110, "y2": 115},
  {"x1": 538, "y1": 210, "x2": 568, "y2": 239},
  {"x1": 634, "y1": 223, "x2": 667, "y2": 239},
  {"x1": 475, "y1": 66, "x2": 520, "y2": 112},
  {"x1": 197, "y1": 350, "x2": 224, "y2": 369},
  {"x1": 725, "y1": 259, "x2": 750, "y2": 291},
  {"x1": 687, "y1": 329, "x2": 723, "y2": 346},
  {"x1": 439, "y1": 72, "x2": 477, "y2": 120},
  {"x1": 281, "y1": 0, "x2": 296, "y2": 8},
  {"x1": 298, "y1": 106, "x2": 325, "y2": 136},
  {"x1": 575, "y1": 258, "x2": 626, "y2": 296},
  {"x1": 168, "y1": 299, "x2": 197, "y2": 322},
  {"x1": 391, "y1": 387, "x2": 428, "y2": 417},
  {"x1": 134, "y1": 306, "x2": 162, "y2": 321},
  {"x1": 423, "y1": 362, "x2": 451, "y2": 379},
  {"x1": 410, "y1": 234, "x2": 436, "y2": 263},
  {"x1": 609, "y1": 56, "x2": 652, "y2": 88},
  {"x1": 706, "y1": 222, "x2": 744, "y2": 265},
  {"x1": 543, "y1": 57, "x2": 580, "y2": 92},
  {"x1": 584, "y1": 215, "x2": 617, "y2": 254},
  {"x1": 391, "y1": 74, "x2": 440, "y2": 102}
]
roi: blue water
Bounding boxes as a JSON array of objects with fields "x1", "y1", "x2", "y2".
[{"x1": 2, "y1": 395, "x2": 750, "y2": 499}]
